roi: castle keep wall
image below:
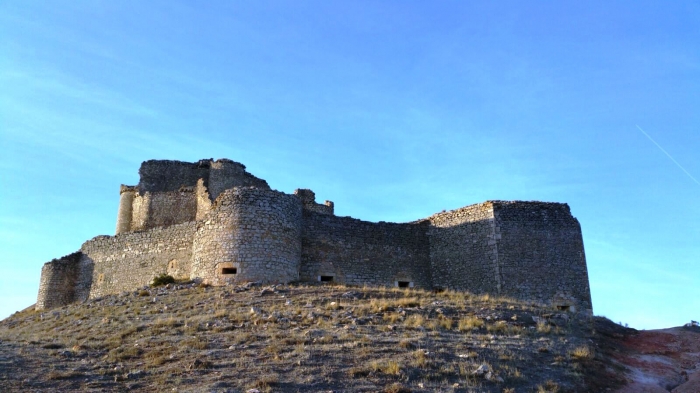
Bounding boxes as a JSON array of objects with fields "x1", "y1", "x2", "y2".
[
  {"x1": 428, "y1": 203, "x2": 500, "y2": 293},
  {"x1": 191, "y1": 188, "x2": 302, "y2": 285},
  {"x1": 492, "y1": 202, "x2": 592, "y2": 310},
  {"x1": 300, "y1": 212, "x2": 432, "y2": 288},
  {"x1": 207, "y1": 159, "x2": 270, "y2": 200},
  {"x1": 82, "y1": 222, "x2": 196, "y2": 298},
  {"x1": 129, "y1": 189, "x2": 197, "y2": 231},
  {"x1": 137, "y1": 160, "x2": 209, "y2": 194}
]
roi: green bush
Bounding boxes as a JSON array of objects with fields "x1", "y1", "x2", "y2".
[{"x1": 151, "y1": 274, "x2": 175, "y2": 287}]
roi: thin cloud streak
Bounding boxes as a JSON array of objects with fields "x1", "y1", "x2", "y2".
[{"x1": 636, "y1": 125, "x2": 700, "y2": 186}]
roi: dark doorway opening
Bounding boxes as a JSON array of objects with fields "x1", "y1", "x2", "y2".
[
  {"x1": 397, "y1": 281, "x2": 411, "y2": 288},
  {"x1": 320, "y1": 275, "x2": 334, "y2": 282},
  {"x1": 221, "y1": 267, "x2": 237, "y2": 275}
]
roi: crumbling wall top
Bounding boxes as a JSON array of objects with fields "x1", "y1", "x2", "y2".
[{"x1": 136, "y1": 159, "x2": 268, "y2": 199}]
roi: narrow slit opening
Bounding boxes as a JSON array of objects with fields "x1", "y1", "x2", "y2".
[{"x1": 221, "y1": 267, "x2": 237, "y2": 275}]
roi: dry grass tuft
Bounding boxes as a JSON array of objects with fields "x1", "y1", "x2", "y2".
[
  {"x1": 458, "y1": 316, "x2": 484, "y2": 331},
  {"x1": 569, "y1": 345, "x2": 593, "y2": 360}
]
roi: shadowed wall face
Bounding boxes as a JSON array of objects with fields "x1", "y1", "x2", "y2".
[
  {"x1": 300, "y1": 212, "x2": 432, "y2": 288},
  {"x1": 428, "y1": 203, "x2": 500, "y2": 293},
  {"x1": 493, "y1": 202, "x2": 592, "y2": 311},
  {"x1": 137, "y1": 160, "x2": 209, "y2": 194}
]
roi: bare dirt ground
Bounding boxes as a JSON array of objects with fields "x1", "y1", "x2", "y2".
[{"x1": 0, "y1": 282, "x2": 632, "y2": 392}]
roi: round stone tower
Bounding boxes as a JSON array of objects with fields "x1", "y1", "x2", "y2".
[
  {"x1": 190, "y1": 187, "x2": 302, "y2": 285},
  {"x1": 115, "y1": 185, "x2": 137, "y2": 235}
]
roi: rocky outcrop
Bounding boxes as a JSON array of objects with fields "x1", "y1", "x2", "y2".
[{"x1": 615, "y1": 324, "x2": 700, "y2": 393}]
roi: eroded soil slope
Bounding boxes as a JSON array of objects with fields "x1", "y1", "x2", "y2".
[{"x1": 1, "y1": 283, "x2": 625, "y2": 392}]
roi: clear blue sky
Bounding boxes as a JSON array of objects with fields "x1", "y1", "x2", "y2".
[{"x1": 1, "y1": 1, "x2": 698, "y2": 329}]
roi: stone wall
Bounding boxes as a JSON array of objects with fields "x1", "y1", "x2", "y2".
[
  {"x1": 36, "y1": 252, "x2": 93, "y2": 310},
  {"x1": 191, "y1": 187, "x2": 302, "y2": 286},
  {"x1": 137, "y1": 158, "x2": 268, "y2": 199},
  {"x1": 82, "y1": 222, "x2": 196, "y2": 298},
  {"x1": 294, "y1": 189, "x2": 334, "y2": 215},
  {"x1": 137, "y1": 159, "x2": 209, "y2": 194},
  {"x1": 428, "y1": 203, "x2": 500, "y2": 293},
  {"x1": 492, "y1": 201, "x2": 592, "y2": 311},
  {"x1": 129, "y1": 189, "x2": 197, "y2": 231},
  {"x1": 207, "y1": 159, "x2": 270, "y2": 200},
  {"x1": 35, "y1": 158, "x2": 594, "y2": 313},
  {"x1": 300, "y1": 212, "x2": 432, "y2": 288},
  {"x1": 195, "y1": 179, "x2": 213, "y2": 220},
  {"x1": 120, "y1": 159, "x2": 270, "y2": 233}
]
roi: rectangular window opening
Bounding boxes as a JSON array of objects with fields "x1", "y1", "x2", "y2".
[
  {"x1": 397, "y1": 281, "x2": 411, "y2": 288},
  {"x1": 319, "y1": 275, "x2": 334, "y2": 282},
  {"x1": 557, "y1": 305, "x2": 570, "y2": 311},
  {"x1": 221, "y1": 267, "x2": 237, "y2": 275}
]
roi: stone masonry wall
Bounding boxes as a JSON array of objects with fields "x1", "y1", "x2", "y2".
[
  {"x1": 492, "y1": 202, "x2": 592, "y2": 311},
  {"x1": 195, "y1": 179, "x2": 213, "y2": 220},
  {"x1": 300, "y1": 212, "x2": 432, "y2": 288},
  {"x1": 294, "y1": 189, "x2": 334, "y2": 215},
  {"x1": 36, "y1": 252, "x2": 93, "y2": 310},
  {"x1": 129, "y1": 189, "x2": 197, "y2": 231},
  {"x1": 83, "y1": 222, "x2": 196, "y2": 298},
  {"x1": 207, "y1": 159, "x2": 270, "y2": 200},
  {"x1": 191, "y1": 187, "x2": 302, "y2": 286},
  {"x1": 35, "y1": 158, "x2": 594, "y2": 313},
  {"x1": 137, "y1": 159, "x2": 209, "y2": 194},
  {"x1": 137, "y1": 159, "x2": 269, "y2": 200},
  {"x1": 428, "y1": 203, "x2": 500, "y2": 294}
]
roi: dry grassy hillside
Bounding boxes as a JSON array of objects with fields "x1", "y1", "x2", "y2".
[{"x1": 0, "y1": 282, "x2": 626, "y2": 392}]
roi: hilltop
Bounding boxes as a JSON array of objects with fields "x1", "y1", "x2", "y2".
[{"x1": 1, "y1": 282, "x2": 625, "y2": 392}]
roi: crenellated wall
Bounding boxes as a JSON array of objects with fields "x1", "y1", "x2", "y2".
[
  {"x1": 191, "y1": 187, "x2": 302, "y2": 285},
  {"x1": 300, "y1": 212, "x2": 432, "y2": 288}
]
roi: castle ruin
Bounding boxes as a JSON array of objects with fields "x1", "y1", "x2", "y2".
[{"x1": 36, "y1": 159, "x2": 592, "y2": 312}]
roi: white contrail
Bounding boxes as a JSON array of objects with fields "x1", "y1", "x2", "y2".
[{"x1": 636, "y1": 125, "x2": 700, "y2": 186}]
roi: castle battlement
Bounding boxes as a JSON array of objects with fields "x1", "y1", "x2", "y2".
[{"x1": 37, "y1": 159, "x2": 592, "y2": 313}]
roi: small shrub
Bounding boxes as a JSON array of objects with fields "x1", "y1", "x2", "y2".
[
  {"x1": 151, "y1": 274, "x2": 175, "y2": 287},
  {"x1": 569, "y1": 345, "x2": 593, "y2": 360}
]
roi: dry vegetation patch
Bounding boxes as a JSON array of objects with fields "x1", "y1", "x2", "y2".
[{"x1": 0, "y1": 283, "x2": 624, "y2": 392}]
